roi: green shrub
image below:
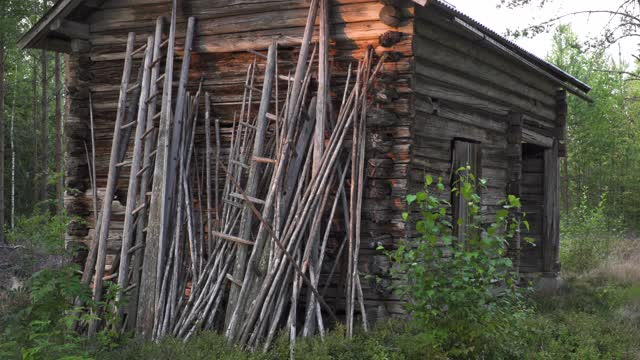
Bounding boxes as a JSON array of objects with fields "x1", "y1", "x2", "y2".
[
  {"x1": 382, "y1": 169, "x2": 533, "y2": 359},
  {"x1": 7, "y1": 211, "x2": 72, "y2": 253},
  {"x1": 0, "y1": 265, "x2": 93, "y2": 360},
  {"x1": 561, "y1": 190, "x2": 623, "y2": 275}
]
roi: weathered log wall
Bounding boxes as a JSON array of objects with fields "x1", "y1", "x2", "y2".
[
  {"x1": 64, "y1": 0, "x2": 415, "y2": 320},
  {"x1": 410, "y1": 4, "x2": 564, "y2": 274},
  {"x1": 62, "y1": 0, "x2": 568, "y2": 320}
]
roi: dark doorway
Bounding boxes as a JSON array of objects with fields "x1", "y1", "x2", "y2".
[{"x1": 520, "y1": 143, "x2": 545, "y2": 273}]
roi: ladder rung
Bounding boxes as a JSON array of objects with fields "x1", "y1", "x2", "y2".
[
  {"x1": 120, "y1": 120, "x2": 137, "y2": 130},
  {"x1": 148, "y1": 56, "x2": 162, "y2": 69},
  {"x1": 223, "y1": 199, "x2": 243, "y2": 209},
  {"x1": 137, "y1": 165, "x2": 150, "y2": 177},
  {"x1": 211, "y1": 231, "x2": 255, "y2": 246},
  {"x1": 153, "y1": 111, "x2": 162, "y2": 120},
  {"x1": 252, "y1": 156, "x2": 276, "y2": 165},
  {"x1": 279, "y1": 74, "x2": 294, "y2": 82},
  {"x1": 116, "y1": 160, "x2": 132, "y2": 168},
  {"x1": 226, "y1": 273, "x2": 243, "y2": 287},
  {"x1": 132, "y1": 43, "x2": 148, "y2": 56},
  {"x1": 239, "y1": 121, "x2": 257, "y2": 130},
  {"x1": 246, "y1": 49, "x2": 267, "y2": 59},
  {"x1": 245, "y1": 84, "x2": 261, "y2": 93},
  {"x1": 145, "y1": 91, "x2": 160, "y2": 104},
  {"x1": 160, "y1": 38, "x2": 169, "y2": 48},
  {"x1": 156, "y1": 74, "x2": 166, "y2": 84},
  {"x1": 142, "y1": 126, "x2": 155, "y2": 139},
  {"x1": 230, "y1": 192, "x2": 265, "y2": 206},
  {"x1": 149, "y1": 149, "x2": 158, "y2": 158},
  {"x1": 266, "y1": 113, "x2": 278, "y2": 121},
  {"x1": 146, "y1": 192, "x2": 153, "y2": 196},
  {"x1": 102, "y1": 272, "x2": 118, "y2": 281},
  {"x1": 229, "y1": 159, "x2": 249, "y2": 170},
  {"x1": 127, "y1": 83, "x2": 141, "y2": 93},
  {"x1": 132, "y1": 202, "x2": 147, "y2": 215},
  {"x1": 143, "y1": 227, "x2": 149, "y2": 233},
  {"x1": 127, "y1": 243, "x2": 144, "y2": 255}
]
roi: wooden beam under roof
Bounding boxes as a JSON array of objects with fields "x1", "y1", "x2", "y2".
[
  {"x1": 50, "y1": 19, "x2": 90, "y2": 40},
  {"x1": 18, "y1": 0, "x2": 105, "y2": 51}
]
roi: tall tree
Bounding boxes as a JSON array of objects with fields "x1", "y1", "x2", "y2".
[
  {"x1": 55, "y1": 53, "x2": 62, "y2": 217},
  {"x1": 32, "y1": 57, "x2": 38, "y2": 200},
  {"x1": 0, "y1": 33, "x2": 6, "y2": 244},
  {"x1": 546, "y1": 25, "x2": 640, "y2": 227},
  {"x1": 502, "y1": 0, "x2": 640, "y2": 60},
  {"x1": 40, "y1": 48, "x2": 47, "y2": 203},
  {"x1": 10, "y1": 62, "x2": 17, "y2": 229}
]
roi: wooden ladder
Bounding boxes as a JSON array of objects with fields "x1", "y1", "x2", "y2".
[
  {"x1": 88, "y1": 31, "x2": 146, "y2": 336},
  {"x1": 115, "y1": 15, "x2": 171, "y2": 330}
]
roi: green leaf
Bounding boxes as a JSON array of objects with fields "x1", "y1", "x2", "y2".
[
  {"x1": 407, "y1": 194, "x2": 417, "y2": 205},
  {"x1": 425, "y1": 175, "x2": 433, "y2": 186}
]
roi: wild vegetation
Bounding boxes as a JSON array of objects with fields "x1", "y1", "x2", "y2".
[{"x1": 1, "y1": 0, "x2": 640, "y2": 358}]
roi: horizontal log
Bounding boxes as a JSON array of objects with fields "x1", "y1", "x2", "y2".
[
  {"x1": 523, "y1": 127, "x2": 553, "y2": 148},
  {"x1": 414, "y1": 8, "x2": 558, "y2": 97},
  {"x1": 415, "y1": 59, "x2": 556, "y2": 121}
]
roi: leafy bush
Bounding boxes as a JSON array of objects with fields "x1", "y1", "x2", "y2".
[
  {"x1": 561, "y1": 190, "x2": 623, "y2": 275},
  {"x1": 7, "y1": 211, "x2": 73, "y2": 253},
  {"x1": 382, "y1": 169, "x2": 532, "y2": 358},
  {"x1": 0, "y1": 265, "x2": 93, "y2": 360}
]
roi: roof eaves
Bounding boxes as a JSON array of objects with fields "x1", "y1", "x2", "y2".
[{"x1": 17, "y1": 0, "x2": 84, "y2": 50}]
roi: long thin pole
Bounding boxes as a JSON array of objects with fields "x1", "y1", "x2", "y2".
[
  {"x1": 10, "y1": 62, "x2": 17, "y2": 230},
  {"x1": 88, "y1": 32, "x2": 136, "y2": 336}
]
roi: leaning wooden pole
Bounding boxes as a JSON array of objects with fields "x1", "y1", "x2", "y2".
[
  {"x1": 88, "y1": 32, "x2": 136, "y2": 336},
  {"x1": 116, "y1": 35, "x2": 154, "y2": 322},
  {"x1": 225, "y1": 41, "x2": 277, "y2": 342},
  {"x1": 138, "y1": 1, "x2": 177, "y2": 338},
  {"x1": 128, "y1": 16, "x2": 165, "y2": 332},
  {"x1": 152, "y1": 16, "x2": 196, "y2": 338},
  {"x1": 204, "y1": 93, "x2": 214, "y2": 253}
]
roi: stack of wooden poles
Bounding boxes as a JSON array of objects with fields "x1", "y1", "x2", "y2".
[{"x1": 78, "y1": 0, "x2": 387, "y2": 352}]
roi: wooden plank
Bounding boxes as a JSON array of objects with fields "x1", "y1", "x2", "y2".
[
  {"x1": 452, "y1": 140, "x2": 481, "y2": 242},
  {"x1": 522, "y1": 127, "x2": 553, "y2": 148},
  {"x1": 543, "y1": 140, "x2": 560, "y2": 273}
]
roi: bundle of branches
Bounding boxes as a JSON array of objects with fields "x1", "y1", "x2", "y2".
[{"x1": 77, "y1": 0, "x2": 388, "y2": 352}]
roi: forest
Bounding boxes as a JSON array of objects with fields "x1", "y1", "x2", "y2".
[{"x1": 1, "y1": 0, "x2": 640, "y2": 359}]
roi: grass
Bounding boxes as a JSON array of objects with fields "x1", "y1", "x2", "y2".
[
  {"x1": 3, "y1": 224, "x2": 639, "y2": 359},
  {"x1": 97, "y1": 235, "x2": 640, "y2": 360}
]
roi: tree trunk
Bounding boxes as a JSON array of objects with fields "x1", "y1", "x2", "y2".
[
  {"x1": 0, "y1": 36, "x2": 6, "y2": 244},
  {"x1": 32, "y1": 58, "x2": 38, "y2": 204},
  {"x1": 40, "y1": 48, "x2": 48, "y2": 204},
  {"x1": 55, "y1": 53, "x2": 63, "y2": 217},
  {"x1": 10, "y1": 63, "x2": 17, "y2": 230}
]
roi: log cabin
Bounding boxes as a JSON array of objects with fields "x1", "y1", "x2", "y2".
[{"x1": 19, "y1": 0, "x2": 590, "y2": 323}]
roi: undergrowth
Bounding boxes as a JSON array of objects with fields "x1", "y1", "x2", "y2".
[{"x1": 2, "y1": 179, "x2": 640, "y2": 359}]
